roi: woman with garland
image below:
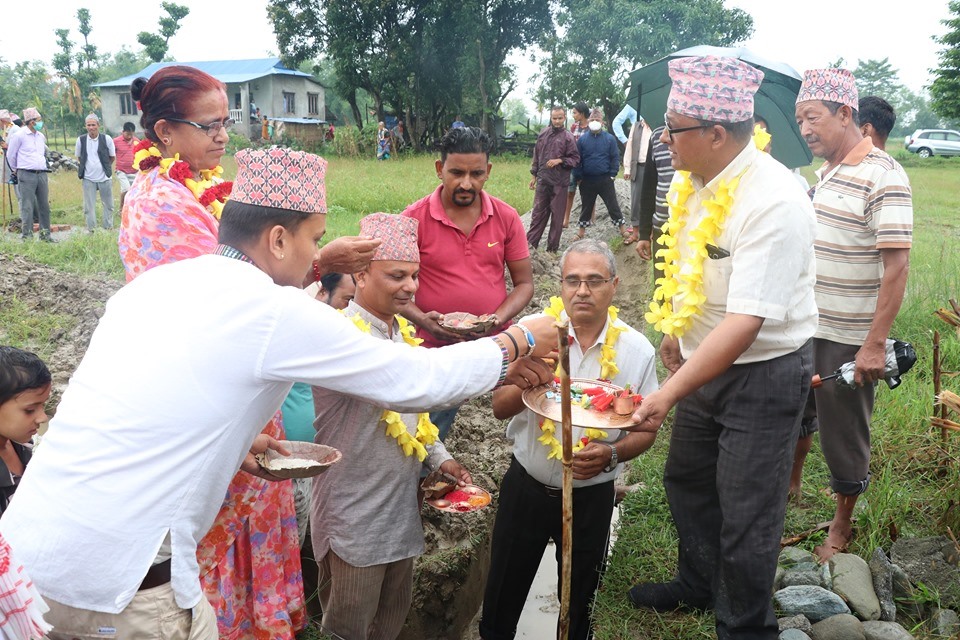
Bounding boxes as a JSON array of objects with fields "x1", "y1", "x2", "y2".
[{"x1": 117, "y1": 66, "x2": 305, "y2": 640}]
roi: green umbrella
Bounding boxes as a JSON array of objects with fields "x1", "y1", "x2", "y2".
[{"x1": 625, "y1": 45, "x2": 814, "y2": 169}]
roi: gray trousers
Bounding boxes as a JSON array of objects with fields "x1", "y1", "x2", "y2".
[
  {"x1": 83, "y1": 178, "x2": 114, "y2": 230},
  {"x1": 527, "y1": 179, "x2": 569, "y2": 252},
  {"x1": 628, "y1": 164, "x2": 646, "y2": 228},
  {"x1": 664, "y1": 341, "x2": 812, "y2": 639},
  {"x1": 18, "y1": 169, "x2": 50, "y2": 237},
  {"x1": 811, "y1": 338, "x2": 875, "y2": 495}
]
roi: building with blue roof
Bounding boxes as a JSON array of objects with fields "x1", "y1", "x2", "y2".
[{"x1": 95, "y1": 58, "x2": 326, "y2": 140}]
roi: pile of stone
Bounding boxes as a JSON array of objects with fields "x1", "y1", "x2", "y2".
[
  {"x1": 47, "y1": 151, "x2": 79, "y2": 173},
  {"x1": 773, "y1": 537, "x2": 960, "y2": 639}
]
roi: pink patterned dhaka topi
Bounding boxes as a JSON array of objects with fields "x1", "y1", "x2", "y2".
[
  {"x1": 667, "y1": 55, "x2": 764, "y2": 123},
  {"x1": 359, "y1": 213, "x2": 420, "y2": 263},
  {"x1": 230, "y1": 147, "x2": 327, "y2": 213},
  {"x1": 796, "y1": 68, "x2": 859, "y2": 110}
]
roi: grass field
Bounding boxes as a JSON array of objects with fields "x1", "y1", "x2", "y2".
[{"x1": 2, "y1": 149, "x2": 960, "y2": 638}]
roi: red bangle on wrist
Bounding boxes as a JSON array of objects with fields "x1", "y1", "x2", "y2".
[{"x1": 312, "y1": 259, "x2": 322, "y2": 282}]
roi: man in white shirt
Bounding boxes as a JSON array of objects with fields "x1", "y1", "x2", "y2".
[
  {"x1": 75, "y1": 113, "x2": 116, "y2": 232},
  {"x1": 0, "y1": 147, "x2": 556, "y2": 640},
  {"x1": 480, "y1": 238, "x2": 658, "y2": 640},
  {"x1": 626, "y1": 56, "x2": 817, "y2": 640}
]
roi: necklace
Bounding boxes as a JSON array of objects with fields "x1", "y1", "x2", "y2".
[
  {"x1": 644, "y1": 169, "x2": 745, "y2": 337},
  {"x1": 348, "y1": 313, "x2": 438, "y2": 461},
  {"x1": 133, "y1": 140, "x2": 233, "y2": 219},
  {"x1": 537, "y1": 296, "x2": 617, "y2": 459}
]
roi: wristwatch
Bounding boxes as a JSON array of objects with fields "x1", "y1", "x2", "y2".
[{"x1": 604, "y1": 443, "x2": 619, "y2": 473}]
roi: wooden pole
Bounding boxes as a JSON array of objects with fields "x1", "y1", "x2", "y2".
[
  {"x1": 935, "y1": 331, "x2": 946, "y2": 442},
  {"x1": 556, "y1": 320, "x2": 573, "y2": 640}
]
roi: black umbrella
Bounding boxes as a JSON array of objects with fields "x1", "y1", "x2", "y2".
[{"x1": 625, "y1": 45, "x2": 813, "y2": 169}]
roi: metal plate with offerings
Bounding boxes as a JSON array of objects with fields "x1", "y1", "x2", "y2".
[
  {"x1": 521, "y1": 378, "x2": 642, "y2": 430},
  {"x1": 424, "y1": 484, "x2": 492, "y2": 513},
  {"x1": 439, "y1": 312, "x2": 497, "y2": 335}
]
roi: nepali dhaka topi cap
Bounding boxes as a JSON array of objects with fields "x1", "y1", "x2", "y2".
[
  {"x1": 231, "y1": 147, "x2": 327, "y2": 213},
  {"x1": 22, "y1": 107, "x2": 40, "y2": 122},
  {"x1": 796, "y1": 68, "x2": 859, "y2": 111},
  {"x1": 667, "y1": 55, "x2": 764, "y2": 123},
  {"x1": 0, "y1": 110, "x2": 11, "y2": 122},
  {"x1": 588, "y1": 108, "x2": 603, "y2": 120},
  {"x1": 359, "y1": 213, "x2": 420, "y2": 263}
]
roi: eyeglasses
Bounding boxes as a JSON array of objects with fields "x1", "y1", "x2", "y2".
[
  {"x1": 663, "y1": 114, "x2": 712, "y2": 142},
  {"x1": 561, "y1": 277, "x2": 612, "y2": 290},
  {"x1": 167, "y1": 117, "x2": 235, "y2": 137}
]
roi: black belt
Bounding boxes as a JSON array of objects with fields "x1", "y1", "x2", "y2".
[
  {"x1": 510, "y1": 456, "x2": 564, "y2": 498},
  {"x1": 139, "y1": 559, "x2": 171, "y2": 590},
  {"x1": 17, "y1": 169, "x2": 48, "y2": 173}
]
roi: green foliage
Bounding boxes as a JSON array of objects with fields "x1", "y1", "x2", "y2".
[
  {"x1": 137, "y1": 2, "x2": 190, "y2": 63},
  {"x1": 854, "y1": 58, "x2": 904, "y2": 98},
  {"x1": 268, "y1": 0, "x2": 551, "y2": 145},
  {"x1": 852, "y1": 58, "x2": 941, "y2": 136},
  {"x1": 225, "y1": 131, "x2": 255, "y2": 155},
  {"x1": 535, "y1": 0, "x2": 754, "y2": 122},
  {"x1": 931, "y1": 0, "x2": 960, "y2": 121},
  {"x1": 328, "y1": 125, "x2": 374, "y2": 157}
]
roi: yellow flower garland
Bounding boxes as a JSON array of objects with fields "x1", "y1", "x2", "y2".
[
  {"x1": 134, "y1": 143, "x2": 228, "y2": 219},
  {"x1": 538, "y1": 295, "x2": 619, "y2": 459},
  {"x1": 349, "y1": 313, "x2": 438, "y2": 461},
  {"x1": 644, "y1": 170, "x2": 745, "y2": 337}
]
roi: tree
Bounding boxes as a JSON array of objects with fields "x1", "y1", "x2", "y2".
[
  {"x1": 535, "y1": 0, "x2": 754, "y2": 125},
  {"x1": 137, "y1": 2, "x2": 190, "y2": 63},
  {"x1": 853, "y1": 58, "x2": 904, "y2": 100},
  {"x1": 931, "y1": 0, "x2": 960, "y2": 121}
]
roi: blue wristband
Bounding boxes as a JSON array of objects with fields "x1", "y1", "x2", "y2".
[{"x1": 518, "y1": 324, "x2": 535, "y2": 354}]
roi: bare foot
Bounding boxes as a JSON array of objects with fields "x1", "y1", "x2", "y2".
[
  {"x1": 815, "y1": 523, "x2": 853, "y2": 563},
  {"x1": 562, "y1": 215, "x2": 570, "y2": 229}
]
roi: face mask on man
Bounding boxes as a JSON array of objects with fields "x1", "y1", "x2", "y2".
[
  {"x1": 33, "y1": 121, "x2": 43, "y2": 131},
  {"x1": 588, "y1": 121, "x2": 602, "y2": 132}
]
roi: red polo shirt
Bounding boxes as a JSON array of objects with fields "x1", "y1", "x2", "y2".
[{"x1": 402, "y1": 185, "x2": 529, "y2": 347}]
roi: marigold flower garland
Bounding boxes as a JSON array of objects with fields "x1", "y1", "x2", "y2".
[
  {"x1": 349, "y1": 313, "x2": 438, "y2": 461},
  {"x1": 644, "y1": 169, "x2": 745, "y2": 337},
  {"x1": 537, "y1": 296, "x2": 618, "y2": 460},
  {"x1": 134, "y1": 139, "x2": 233, "y2": 219}
]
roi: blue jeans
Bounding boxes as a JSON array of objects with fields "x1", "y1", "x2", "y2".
[{"x1": 429, "y1": 406, "x2": 460, "y2": 443}]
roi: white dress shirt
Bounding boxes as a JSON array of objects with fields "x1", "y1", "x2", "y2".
[{"x1": 0, "y1": 255, "x2": 503, "y2": 614}]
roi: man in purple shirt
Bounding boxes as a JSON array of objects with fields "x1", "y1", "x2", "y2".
[
  {"x1": 7, "y1": 107, "x2": 53, "y2": 242},
  {"x1": 527, "y1": 106, "x2": 580, "y2": 253}
]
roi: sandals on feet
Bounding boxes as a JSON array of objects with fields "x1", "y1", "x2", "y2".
[{"x1": 622, "y1": 230, "x2": 637, "y2": 245}]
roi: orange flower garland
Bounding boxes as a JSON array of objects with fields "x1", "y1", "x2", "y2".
[{"x1": 134, "y1": 139, "x2": 232, "y2": 219}]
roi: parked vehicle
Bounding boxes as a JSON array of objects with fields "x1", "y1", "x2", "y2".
[{"x1": 905, "y1": 129, "x2": 960, "y2": 158}]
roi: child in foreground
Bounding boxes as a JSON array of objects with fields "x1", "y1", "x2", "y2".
[{"x1": 0, "y1": 346, "x2": 51, "y2": 517}]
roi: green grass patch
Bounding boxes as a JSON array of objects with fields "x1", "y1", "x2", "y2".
[{"x1": 0, "y1": 295, "x2": 76, "y2": 362}]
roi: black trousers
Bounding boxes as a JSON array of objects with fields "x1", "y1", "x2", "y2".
[
  {"x1": 576, "y1": 176, "x2": 624, "y2": 228},
  {"x1": 664, "y1": 342, "x2": 812, "y2": 640},
  {"x1": 479, "y1": 457, "x2": 615, "y2": 640}
]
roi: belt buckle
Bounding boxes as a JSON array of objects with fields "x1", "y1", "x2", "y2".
[{"x1": 544, "y1": 485, "x2": 562, "y2": 498}]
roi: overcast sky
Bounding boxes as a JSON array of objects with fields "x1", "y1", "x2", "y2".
[{"x1": 3, "y1": 0, "x2": 951, "y2": 98}]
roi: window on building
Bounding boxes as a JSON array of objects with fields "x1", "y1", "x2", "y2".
[
  {"x1": 119, "y1": 93, "x2": 138, "y2": 116},
  {"x1": 308, "y1": 93, "x2": 319, "y2": 115},
  {"x1": 283, "y1": 92, "x2": 296, "y2": 114}
]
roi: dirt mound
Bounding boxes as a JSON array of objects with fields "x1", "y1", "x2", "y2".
[{"x1": 0, "y1": 254, "x2": 121, "y2": 405}]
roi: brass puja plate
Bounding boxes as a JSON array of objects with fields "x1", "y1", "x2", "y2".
[
  {"x1": 521, "y1": 378, "x2": 641, "y2": 430},
  {"x1": 425, "y1": 484, "x2": 492, "y2": 513}
]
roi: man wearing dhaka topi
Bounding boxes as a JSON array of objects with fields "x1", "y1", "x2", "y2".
[
  {"x1": 625, "y1": 56, "x2": 818, "y2": 640},
  {"x1": 794, "y1": 69, "x2": 911, "y2": 562},
  {"x1": 309, "y1": 213, "x2": 519, "y2": 640}
]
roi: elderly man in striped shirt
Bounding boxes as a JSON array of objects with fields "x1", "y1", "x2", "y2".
[{"x1": 795, "y1": 68, "x2": 912, "y2": 562}]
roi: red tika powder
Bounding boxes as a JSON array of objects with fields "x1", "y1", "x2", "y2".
[{"x1": 446, "y1": 490, "x2": 470, "y2": 503}]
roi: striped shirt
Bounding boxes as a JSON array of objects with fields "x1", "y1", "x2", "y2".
[
  {"x1": 637, "y1": 126, "x2": 675, "y2": 236},
  {"x1": 812, "y1": 138, "x2": 912, "y2": 346}
]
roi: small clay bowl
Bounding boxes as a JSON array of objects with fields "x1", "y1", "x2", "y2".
[
  {"x1": 257, "y1": 441, "x2": 342, "y2": 479},
  {"x1": 440, "y1": 312, "x2": 497, "y2": 335}
]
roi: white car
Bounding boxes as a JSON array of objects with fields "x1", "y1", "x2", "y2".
[{"x1": 905, "y1": 129, "x2": 960, "y2": 158}]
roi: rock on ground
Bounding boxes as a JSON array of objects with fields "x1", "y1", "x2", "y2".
[
  {"x1": 867, "y1": 548, "x2": 896, "y2": 622},
  {"x1": 774, "y1": 585, "x2": 851, "y2": 622},
  {"x1": 781, "y1": 629, "x2": 812, "y2": 640},
  {"x1": 930, "y1": 607, "x2": 960, "y2": 637},
  {"x1": 861, "y1": 620, "x2": 915, "y2": 640},
  {"x1": 830, "y1": 553, "x2": 881, "y2": 621},
  {"x1": 809, "y1": 613, "x2": 865, "y2": 640},
  {"x1": 780, "y1": 546, "x2": 820, "y2": 571},
  {"x1": 890, "y1": 563, "x2": 923, "y2": 621},
  {"x1": 779, "y1": 614, "x2": 813, "y2": 633},
  {"x1": 782, "y1": 568, "x2": 825, "y2": 588},
  {"x1": 890, "y1": 536, "x2": 960, "y2": 609}
]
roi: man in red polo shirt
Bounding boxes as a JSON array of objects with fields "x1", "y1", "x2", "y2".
[{"x1": 402, "y1": 126, "x2": 534, "y2": 440}]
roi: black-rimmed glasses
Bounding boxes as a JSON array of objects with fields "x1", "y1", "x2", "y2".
[
  {"x1": 663, "y1": 114, "x2": 712, "y2": 142},
  {"x1": 561, "y1": 277, "x2": 612, "y2": 290},
  {"x1": 167, "y1": 117, "x2": 235, "y2": 137}
]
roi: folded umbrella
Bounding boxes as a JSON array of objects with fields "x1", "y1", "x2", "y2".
[{"x1": 625, "y1": 45, "x2": 813, "y2": 169}]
